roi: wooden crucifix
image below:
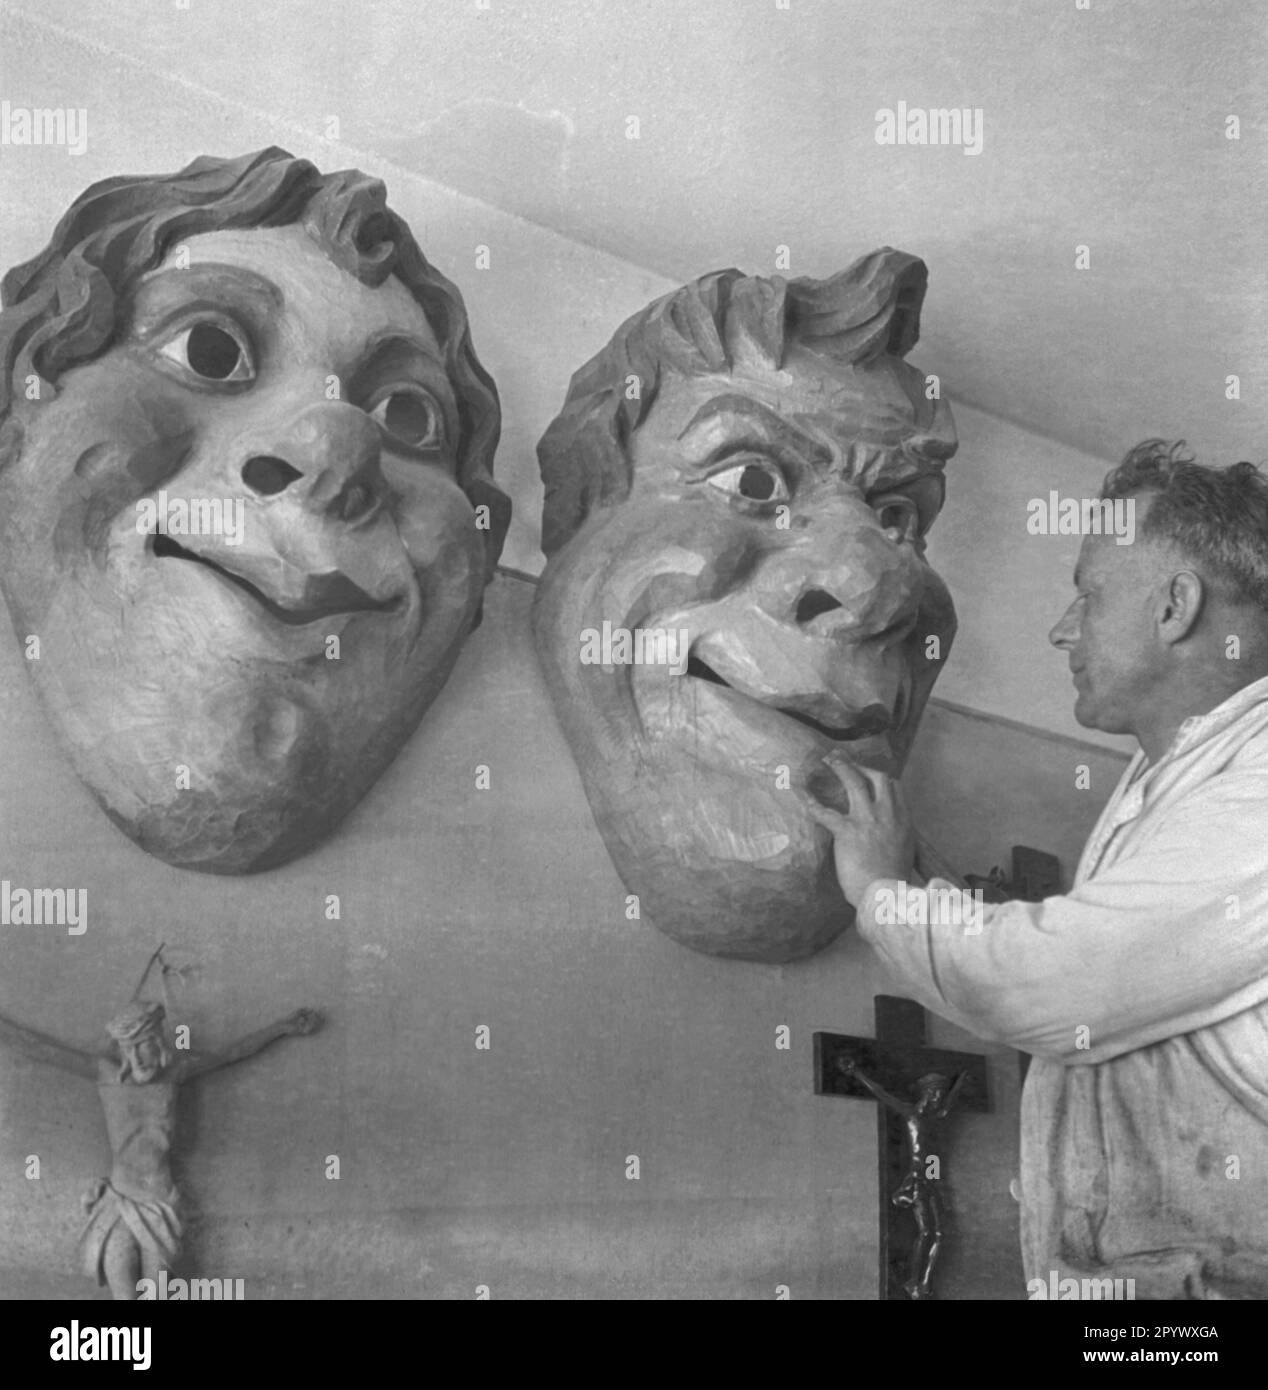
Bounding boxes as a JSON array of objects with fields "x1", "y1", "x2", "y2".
[{"x1": 814, "y1": 995, "x2": 990, "y2": 1301}]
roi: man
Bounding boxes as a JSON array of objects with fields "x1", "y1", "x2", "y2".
[{"x1": 811, "y1": 440, "x2": 1268, "y2": 1299}]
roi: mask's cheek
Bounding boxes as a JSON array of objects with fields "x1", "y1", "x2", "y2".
[
  {"x1": 576, "y1": 505, "x2": 732, "y2": 629},
  {"x1": 3, "y1": 374, "x2": 197, "y2": 588},
  {"x1": 388, "y1": 462, "x2": 486, "y2": 640}
]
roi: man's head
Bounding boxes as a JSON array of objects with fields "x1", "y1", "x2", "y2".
[
  {"x1": 106, "y1": 1001, "x2": 169, "y2": 1084},
  {"x1": 0, "y1": 148, "x2": 509, "y2": 872},
  {"x1": 534, "y1": 250, "x2": 957, "y2": 961},
  {"x1": 1050, "y1": 440, "x2": 1268, "y2": 748}
]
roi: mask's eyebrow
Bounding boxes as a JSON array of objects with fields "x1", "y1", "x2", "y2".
[
  {"x1": 353, "y1": 329, "x2": 448, "y2": 381},
  {"x1": 677, "y1": 394, "x2": 832, "y2": 465},
  {"x1": 348, "y1": 331, "x2": 459, "y2": 438},
  {"x1": 128, "y1": 263, "x2": 283, "y2": 335}
]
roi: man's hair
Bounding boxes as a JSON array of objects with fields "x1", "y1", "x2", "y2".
[
  {"x1": 536, "y1": 248, "x2": 957, "y2": 556},
  {"x1": 0, "y1": 146, "x2": 508, "y2": 562},
  {"x1": 1102, "y1": 439, "x2": 1268, "y2": 612}
]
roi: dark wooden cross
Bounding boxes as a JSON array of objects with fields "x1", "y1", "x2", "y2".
[{"x1": 814, "y1": 995, "x2": 990, "y2": 1301}]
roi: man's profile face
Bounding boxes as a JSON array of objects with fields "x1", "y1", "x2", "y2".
[
  {"x1": 534, "y1": 345, "x2": 954, "y2": 961},
  {"x1": 1050, "y1": 505, "x2": 1161, "y2": 736},
  {"x1": 0, "y1": 224, "x2": 489, "y2": 871}
]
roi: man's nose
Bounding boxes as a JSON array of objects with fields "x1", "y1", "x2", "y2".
[
  {"x1": 1049, "y1": 602, "x2": 1079, "y2": 648},
  {"x1": 239, "y1": 402, "x2": 383, "y2": 522}
]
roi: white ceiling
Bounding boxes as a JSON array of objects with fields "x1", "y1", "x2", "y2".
[{"x1": 2, "y1": 0, "x2": 1265, "y2": 467}]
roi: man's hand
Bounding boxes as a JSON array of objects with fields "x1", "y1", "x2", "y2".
[
  {"x1": 286, "y1": 1008, "x2": 322, "y2": 1036},
  {"x1": 805, "y1": 759, "x2": 916, "y2": 906}
]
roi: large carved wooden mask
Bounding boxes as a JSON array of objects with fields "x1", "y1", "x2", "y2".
[
  {"x1": 0, "y1": 149, "x2": 509, "y2": 872},
  {"x1": 534, "y1": 251, "x2": 957, "y2": 961}
]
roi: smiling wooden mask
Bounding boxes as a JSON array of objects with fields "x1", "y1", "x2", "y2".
[
  {"x1": 0, "y1": 148, "x2": 509, "y2": 872},
  {"x1": 534, "y1": 251, "x2": 957, "y2": 961}
]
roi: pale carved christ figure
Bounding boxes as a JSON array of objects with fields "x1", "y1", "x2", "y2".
[{"x1": 0, "y1": 959, "x2": 320, "y2": 1299}]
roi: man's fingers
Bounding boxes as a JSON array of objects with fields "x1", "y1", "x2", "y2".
[
  {"x1": 823, "y1": 759, "x2": 912, "y2": 813},
  {"x1": 820, "y1": 757, "x2": 876, "y2": 804},
  {"x1": 875, "y1": 775, "x2": 913, "y2": 826},
  {"x1": 805, "y1": 801, "x2": 849, "y2": 837},
  {"x1": 862, "y1": 766, "x2": 900, "y2": 800}
]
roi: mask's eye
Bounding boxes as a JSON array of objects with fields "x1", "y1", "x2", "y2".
[
  {"x1": 870, "y1": 475, "x2": 945, "y2": 540},
  {"x1": 870, "y1": 491, "x2": 921, "y2": 541},
  {"x1": 369, "y1": 387, "x2": 444, "y2": 453},
  {"x1": 158, "y1": 321, "x2": 253, "y2": 383},
  {"x1": 706, "y1": 459, "x2": 790, "y2": 505}
]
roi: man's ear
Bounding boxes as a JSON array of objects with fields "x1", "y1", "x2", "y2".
[{"x1": 1159, "y1": 570, "x2": 1204, "y2": 644}]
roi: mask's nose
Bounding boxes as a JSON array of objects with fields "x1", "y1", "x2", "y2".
[
  {"x1": 763, "y1": 489, "x2": 923, "y2": 643},
  {"x1": 684, "y1": 484, "x2": 935, "y2": 732},
  {"x1": 240, "y1": 402, "x2": 384, "y2": 523},
  {"x1": 153, "y1": 397, "x2": 412, "y2": 615}
]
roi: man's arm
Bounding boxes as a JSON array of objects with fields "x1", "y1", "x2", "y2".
[
  {"x1": 182, "y1": 1008, "x2": 321, "y2": 1079},
  {"x1": 854, "y1": 771, "x2": 1268, "y2": 1064},
  {"x1": 0, "y1": 1011, "x2": 98, "y2": 1079}
]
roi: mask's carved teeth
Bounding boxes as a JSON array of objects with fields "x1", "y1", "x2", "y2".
[
  {"x1": 150, "y1": 532, "x2": 399, "y2": 626},
  {"x1": 686, "y1": 655, "x2": 904, "y2": 743}
]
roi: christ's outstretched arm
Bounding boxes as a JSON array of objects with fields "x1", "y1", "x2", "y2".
[
  {"x1": 841, "y1": 1057, "x2": 914, "y2": 1115},
  {"x1": 934, "y1": 1071, "x2": 969, "y2": 1119},
  {"x1": 182, "y1": 1008, "x2": 322, "y2": 1079},
  {"x1": 0, "y1": 1011, "x2": 98, "y2": 1079}
]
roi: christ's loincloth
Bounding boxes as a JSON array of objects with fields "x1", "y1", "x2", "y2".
[{"x1": 80, "y1": 1180, "x2": 183, "y2": 1284}]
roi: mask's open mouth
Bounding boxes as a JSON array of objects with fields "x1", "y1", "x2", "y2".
[
  {"x1": 150, "y1": 533, "x2": 401, "y2": 626},
  {"x1": 686, "y1": 655, "x2": 906, "y2": 742}
]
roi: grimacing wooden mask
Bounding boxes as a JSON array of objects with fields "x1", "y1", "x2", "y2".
[
  {"x1": 0, "y1": 148, "x2": 509, "y2": 871},
  {"x1": 534, "y1": 251, "x2": 956, "y2": 961}
]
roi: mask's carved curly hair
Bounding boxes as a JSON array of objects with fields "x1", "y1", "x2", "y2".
[
  {"x1": 1102, "y1": 440, "x2": 1268, "y2": 614},
  {"x1": 536, "y1": 248, "x2": 957, "y2": 557},
  {"x1": 0, "y1": 146, "x2": 508, "y2": 567}
]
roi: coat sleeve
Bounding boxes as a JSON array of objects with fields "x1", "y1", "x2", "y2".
[{"x1": 855, "y1": 770, "x2": 1268, "y2": 1064}]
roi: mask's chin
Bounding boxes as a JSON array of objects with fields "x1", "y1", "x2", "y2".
[
  {"x1": 550, "y1": 654, "x2": 912, "y2": 963},
  {"x1": 552, "y1": 583, "x2": 946, "y2": 959},
  {"x1": 26, "y1": 547, "x2": 472, "y2": 874}
]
